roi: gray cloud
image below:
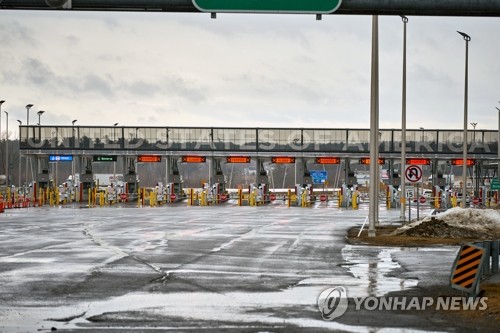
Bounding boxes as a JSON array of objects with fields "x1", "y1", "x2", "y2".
[
  {"x1": 0, "y1": 20, "x2": 35, "y2": 47},
  {"x1": 159, "y1": 75, "x2": 207, "y2": 103},
  {"x1": 82, "y1": 74, "x2": 114, "y2": 97}
]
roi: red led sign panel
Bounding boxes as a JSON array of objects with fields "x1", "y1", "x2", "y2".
[
  {"x1": 137, "y1": 155, "x2": 161, "y2": 163},
  {"x1": 406, "y1": 158, "x2": 431, "y2": 165},
  {"x1": 359, "y1": 158, "x2": 386, "y2": 165},
  {"x1": 271, "y1": 157, "x2": 296, "y2": 164},
  {"x1": 182, "y1": 156, "x2": 207, "y2": 163},
  {"x1": 226, "y1": 156, "x2": 251, "y2": 163},
  {"x1": 315, "y1": 157, "x2": 341, "y2": 164},
  {"x1": 451, "y1": 159, "x2": 476, "y2": 166}
]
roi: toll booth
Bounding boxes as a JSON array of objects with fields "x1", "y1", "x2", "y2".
[
  {"x1": 386, "y1": 185, "x2": 399, "y2": 209},
  {"x1": 345, "y1": 159, "x2": 357, "y2": 188},
  {"x1": 35, "y1": 156, "x2": 52, "y2": 203},
  {"x1": 79, "y1": 157, "x2": 94, "y2": 202},
  {"x1": 436, "y1": 173, "x2": 446, "y2": 188},
  {"x1": 210, "y1": 159, "x2": 228, "y2": 203},
  {"x1": 341, "y1": 184, "x2": 351, "y2": 207},
  {"x1": 296, "y1": 158, "x2": 315, "y2": 202},
  {"x1": 124, "y1": 173, "x2": 139, "y2": 201},
  {"x1": 166, "y1": 157, "x2": 185, "y2": 202},
  {"x1": 432, "y1": 185, "x2": 443, "y2": 209},
  {"x1": 37, "y1": 169, "x2": 52, "y2": 191},
  {"x1": 256, "y1": 159, "x2": 270, "y2": 203},
  {"x1": 293, "y1": 184, "x2": 312, "y2": 207},
  {"x1": 122, "y1": 157, "x2": 139, "y2": 201},
  {"x1": 80, "y1": 171, "x2": 94, "y2": 202},
  {"x1": 392, "y1": 173, "x2": 401, "y2": 188}
]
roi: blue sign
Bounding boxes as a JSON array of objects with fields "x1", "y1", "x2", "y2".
[
  {"x1": 310, "y1": 170, "x2": 327, "y2": 184},
  {"x1": 49, "y1": 155, "x2": 73, "y2": 162}
]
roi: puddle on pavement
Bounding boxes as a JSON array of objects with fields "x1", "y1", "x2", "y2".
[
  {"x1": 341, "y1": 245, "x2": 419, "y2": 297},
  {"x1": 14, "y1": 245, "x2": 436, "y2": 333}
]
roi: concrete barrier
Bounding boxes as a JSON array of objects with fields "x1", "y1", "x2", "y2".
[{"x1": 474, "y1": 240, "x2": 500, "y2": 277}]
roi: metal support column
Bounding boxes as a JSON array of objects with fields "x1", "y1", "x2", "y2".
[{"x1": 369, "y1": 15, "x2": 379, "y2": 237}]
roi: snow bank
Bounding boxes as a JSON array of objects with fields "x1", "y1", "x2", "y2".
[{"x1": 393, "y1": 208, "x2": 500, "y2": 239}]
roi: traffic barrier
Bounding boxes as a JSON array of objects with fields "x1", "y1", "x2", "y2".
[
  {"x1": 492, "y1": 241, "x2": 499, "y2": 274},
  {"x1": 473, "y1": 240, "x2": 500, "y2": 276},
  {"x1": 450, "y1": 243, "x2": 486, "y2": 297}
]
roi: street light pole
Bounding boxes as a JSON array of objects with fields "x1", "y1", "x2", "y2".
[
  {"x1": 497, "y1": 106, "x2": 500, "y2": 186},
  {"x1": 458, "y1": 31, "x2": 471, "y2": 208},
  {"x1": 400, "y1": 16, "x2": 408, "y2": 223},
  {"x1": 72, "y1": 120, "x2": 77, "y2": 191},
  {"x1": 4, "y1": 111, "x2": 8, "y2": 186},
  {"x1": 368, "y1": 15, "x2": 379, "y2": 237},
  {"x1": 17, "y1": 120, "x2": 22, "y2": 187},
  {"x1": 25, "y1": 104, "x2": 34, "y2": 187},
  {"x1": 0, "y1": 100, "x2": 4, "y2": 177},
  {"x1": 113, "y1": 123, "x2": 118, "y2": 185},
  {"x1": 37, "y1": 110, "x2": 45, "y2": 125},
  {"x1": 470, "y1": 122, "x2": 477, "y2": 197},
  {"x1": 0, "y1": 100, "x2": 4, "y2": 143},
  {"x1": 26, "y1": 104, "x2": 33, "y2": 126}
]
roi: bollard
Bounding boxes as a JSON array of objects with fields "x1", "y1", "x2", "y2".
[
  {"x1": 492, "y1": 240, "x2": 499, "y2": 274},
  {"x1": 238, "y1": 188, "x2": 242, "y2": 206},
  {"x1": 189, "y1": 188, "x2": 194, "y2": 206},
  {"x1": 386, "y1": 186, "x2": 390, "y2": 209},
  {"x1": 249, "y1": 191, "x2": 255, "y2": 207},
  {"x1": 200, "y1": 190, "x2": 206, "y2": 206},
  {"x1": 7, "y1": 187, "x2": 11, "y2": 207}
]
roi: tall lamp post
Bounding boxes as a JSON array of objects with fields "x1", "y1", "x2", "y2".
[
  {"x1": 25, "y1": 104, "x2": 34, "y2": 187},
  {"x1": 37, "y1": 110, "x2": 45, "y2": 125},
  {"x1": 470, "y1": 122, "x2": 477, "y2": 197},
  {"x1": 113, "y1": 123, "x2": 118, "y2": 185},
  {"x1": 0, "y1": 100, "x2": 4, "y2": 143},
  {"x1": 72, "y1": 120, "x2": 77, "y2": 189},
  {"x1": 4, "y1": 111, "x2": 8, "y2": 186},
  {"x1": 0, "y1": 101, "x2": 4, "y2": 177},
  {"x1": 496, "y1": 106, "x2": 500, "y2": 186},
  {"x1": 26, "y1": 104, "x2": 33, "y2": 126},
  {"x1": 458, "y1": 31, "x2": 471, "y2": 208},
  {"x1": 368, "y1": 14, "x2": 379, "y2": 237},
  {"x1": 17, "y1": 120, "x2": 22, "y2": 187},
  {"x1": 400, "y1": 16, "x2": 408, "y2": 223}
]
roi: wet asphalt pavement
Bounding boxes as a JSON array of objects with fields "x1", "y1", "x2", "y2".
[{"x1": 0, "y1": 202, "x2": 472, "y2": 332}]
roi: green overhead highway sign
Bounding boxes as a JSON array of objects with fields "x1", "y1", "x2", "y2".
[
  {"x1": 192, "y1": 0, "x2": 342, "y2": 14},
  {"x1": 93, "y1": 155, "x2": 117, "y2": 162}
]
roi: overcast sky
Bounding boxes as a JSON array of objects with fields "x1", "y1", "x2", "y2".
[{"x1": 1, "y1": 10, "x2": 499, "y2": 136}]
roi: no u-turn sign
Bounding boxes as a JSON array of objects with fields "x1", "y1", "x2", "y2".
[{"x1": 405, "y1": 165, "x2": 423, "y2": 183}]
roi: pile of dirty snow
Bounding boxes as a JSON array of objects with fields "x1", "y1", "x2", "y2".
[{"x1": 392, "y1": 208, "x2": 500, "y2": 239}]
